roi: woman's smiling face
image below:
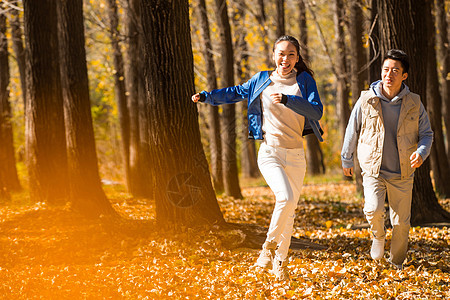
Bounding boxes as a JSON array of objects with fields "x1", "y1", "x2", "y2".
[{"x1": 273, "y1": 40, "x2": 299, "y2": 76}]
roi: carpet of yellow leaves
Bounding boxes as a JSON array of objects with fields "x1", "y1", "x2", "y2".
[{"x1": 0, "y1": 181, "x2": 449, "y2": 299}]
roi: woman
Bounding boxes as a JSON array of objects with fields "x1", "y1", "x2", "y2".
[{"x1": 192, "y1": 35, "x2": 323, "y2": 281}]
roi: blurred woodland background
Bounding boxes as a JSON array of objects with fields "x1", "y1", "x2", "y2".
[{"x1": 0, "y1": 0, "x2": 449, "y2": 226}]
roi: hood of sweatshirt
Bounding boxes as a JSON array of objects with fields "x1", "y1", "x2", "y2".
[{"x1": 370, "y1": 80, "x2": 410, "y2": 103}]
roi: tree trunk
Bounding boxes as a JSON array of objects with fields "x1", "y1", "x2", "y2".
[
  {"x1": 232, "y1": 0, "x2": 259, "y2": 179},
  {"x1": 334, "y1": 0, "x2": 351, "y2": 140},
  {"x1": 57, "y1": 0, "x2": 116, "y2": 217},
  {"x1": 213, "y1": 0, "x2": 242, "y2": 198},
  {"x1": 299, "y1": 0, "x2": 324, "y2": 175},
  {"x1": 255, "y1": 0, "x2": 272, "y2": 68},
  {"x1": 368, "y1": 0, "x2": 381, "y2": 84},
  {"x1": 348, "y1": 0, "x2": 367, "y2": 106},
  {"x1": 378, "y1": 0, "x2": 450, "y2": 225},
  {"x1": 276, "y1": 0, "x2": 285, "y2": 38},
  {"x1": 106, "y1": 0, "x2": 131, "y2": 191},
  {"x1": 0, "y1": 13, "x2": 19, "y2": 199},
  {"x1": 125, "y1": 0, "x2": 150, "y2": 197},
  {"x1": 140, "y1": 0, "x2": 225, "y2": 225},
  {"x1": 348, "y1": 0, "x2": 367, "y2": 193},
  {"x1": 426, "y1": 0, "x2": 450, "y2": 198},
  {"x1": 10, "y1": 7, "x2": 27, "y2": 108},
  {"x1": 196, "y1": 0, "x2": 224, "y2": 191},
  {"x1": 23, "y1": 0, "x2": 69, "y2": 204},
  {"x1": 435, "y1": 0, "x2": 450, "y2": 161}
]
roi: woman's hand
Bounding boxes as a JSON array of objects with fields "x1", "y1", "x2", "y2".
[
  {"x1": 270, "y1": 93, "x2": 283, "y2": 104},
  {"x1": 191, "y1": 93, "x2": 201, "y2": 102}
]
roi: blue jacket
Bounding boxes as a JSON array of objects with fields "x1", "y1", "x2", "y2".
[{"x1": 199, "y1": 70, "x2": 324, "y2": 142}]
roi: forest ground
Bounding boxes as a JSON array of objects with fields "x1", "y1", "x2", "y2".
[{"x1": 0, "y1": 176, "x2": 449, "y2": 299}]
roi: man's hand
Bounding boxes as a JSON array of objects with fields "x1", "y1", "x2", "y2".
[
  {"x1": 270, "y1": 93, "x2": 283, "y2": 104},
  {"x1": 343, "y1": 167, "x2": 354, "y2": 177},
  {"x1": 410, "y1": 152, "x2": 423, "y2": 168}
]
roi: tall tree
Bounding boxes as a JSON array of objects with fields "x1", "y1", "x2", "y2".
[
  {"x1": 425, "y1": 0, "x2": 450, "y2": 198},
  {"x1": 106, "y1": 0, "x2": 131, "y2": 192},
  {"x1": 232, "y1": 0, "x2": 259, "y2": 179},
  {"x1": 196, "y1": 0, "x2": 224, "y2": 191},
  {"x1": 213, "y1": 0, "x2": 242, "y2": 198},
  {"x1": 299, "y1": 0, "x2": 324, "y2": 175},
  {"x1": 10, "y1": 6, "x2": 27, "y2": 108},
  {"x1": 368, "y1": 0, "x2": 381, "y2": 83},
  {"x1": 378, "y1": 0, "x2": 450, "y2": 224},
  {"x1": 0, "y1": 11, "x2": 20, "y2": 197},
  {"x1": 57, "y1": 0, "x2": 116, "y2": 216},
  {"x1": 276, "y1": 0, "x2": 285, "y2": 38},
  {"x1": 255, "y1": 0, "x2": 272, "y2": 68},
  {"x1": 333, "y1": 0, "x2": 351, "y2": 139},
  {"x1": 23, "y1": 0, "x2": 69, "y2": 204},
  {"x1": 140, "y1": 0, "x2": 225, "y2": 224},
  {"x1": 348, "y1": 0, "x2": 367, "y2": 106},
  {"x1": 435, "y1": 0, "x2": 450, "y2": 161},
  {"x1": 125, "y1": 0, "x2": 150, "y2": 197}
]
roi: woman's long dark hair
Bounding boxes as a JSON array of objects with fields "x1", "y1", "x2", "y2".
[{"x1": 273, "y1": 35, "x2": 314, "y2": 77}]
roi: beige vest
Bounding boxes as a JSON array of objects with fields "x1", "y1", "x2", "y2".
[{"x1": 357, "y1": 89, "x2": 420, "y2": 179}]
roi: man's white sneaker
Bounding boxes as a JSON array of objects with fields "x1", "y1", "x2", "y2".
[
  {"x1": 255, "y1": 241, "x2": 277, "y2": 269},
  {"x1": 272, "y1": 259, "x2": 289, "y2": 282},
  {"x1": 370, "y1": 237, "x2": 385, "y2": 260}
]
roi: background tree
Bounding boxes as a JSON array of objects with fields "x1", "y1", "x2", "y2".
[
  {"x1": 276, "y1": 0, "x2": 285, "y2": 38},
  {"x1": 435, "y1": 0, "x2": 450, "y2": 162},
  {"x1": 0, "y1": 11, "x2": 19, "y2": 199},
  {"x1": 140, "y1": 0, "x2": 225, "y2": 224},
  {"x1": 377, "y1": 0, "x2": 450, "y2": 225},
  {"x1": 125, "y1": 0, "x2": 150, "y2": 197},
  {"x1": 232, "y1": 0, "x2": 259, "y2": 179},
  {"x1": 196, "y1": 0, "x2": 224, "y2": 191},
  {"x1": 425, "y1": 0, "x2": 450, "y2": 198},
  {"x1": 213, "y1": 0, "x2": 242, "y2": 199},
  {"x1": 23, "y1": 0, "x2": 69, "y2": 204},
  {"x1": 106, "y1": 0, "x2": 131, "y2": 192},
  {"x1": 57, "y1": 0, "x2": 116, "y2": 217},
  {"x1": 299, "y1": 0, "x2": 325, "y2": 175},
  {"x1": 10, "y1": 5, "x2": 26, "y2": 108}
]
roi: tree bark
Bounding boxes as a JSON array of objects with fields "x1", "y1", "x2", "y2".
[
  {"x1": 378, "y1": 0, "x2": 450, "y2": 225},
  {"x1": 57, "y1": 0, "x2": 116, "y2": 217},
  {"x1": 333, "y1": 0, "x2": 351, "y2": 140},
  {"x1": 10, "y1": 7, "x2": 27, "y2": 108},
  {"x1": 196, "y1": 0, "x2": 224, "y2": 191},
  {"x1": 106, "y1": 0, "x2": 131, "y2": 191},
  {"x1": 232, "y1": 0, "x2": 259, "y2": 179},
  {"x1": 348, "y1": 0, "x2": 367, "y2": 106},
  {"x1": 435, "y1": 0, "x2": 450, "y2": 161},
  {"x1": 368, "y1": 0, "x2": 381, "y2": 84},
  {"x1": 23, "y1": 0, "x2": 69, "y2": 204},
  {"x1": 0, "y1": 13, "x2": 19, "y2": 199},
  {"x1": 276, "y1": 0, "x2": 285, "y2": 38},
  {"x1": 299, "y1": 0, "x2": 324, "y2": 175},
  {"x1": 426, "y1": 0, "x2": 450, "y2": 198},
  {"x1": 125, "y1": 0, "x2": 151, "y2": 197},
  {"x1": 140, "y1": 0, "x2": 225, "y2": 225},
  {"x1": 255, "y1": 0, "x2": 272, "y2": 68},
  {"x1": 213, "y1": 0, "x2": 242, "y2": 198}
]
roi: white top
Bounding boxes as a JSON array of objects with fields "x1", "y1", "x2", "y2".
[{"x1": 261, "y1": 70, "x2": 305, "y2": 149}]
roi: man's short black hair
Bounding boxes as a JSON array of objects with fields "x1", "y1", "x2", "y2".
[{"x1": 384, "y1": 49, "x2": 409, "y2": 73}]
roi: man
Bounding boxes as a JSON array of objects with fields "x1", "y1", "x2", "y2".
[{"x1": 341, "y1": 49, "x2": 433, "y2": 269}]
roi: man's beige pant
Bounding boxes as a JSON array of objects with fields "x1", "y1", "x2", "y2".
[{"x1": 362, "y1": 175, "x2": 414, "y2": 265}]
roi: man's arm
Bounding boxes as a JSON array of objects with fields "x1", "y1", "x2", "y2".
[
  {"x1": 341, "y1": 99, "x2": 362, "y2": 175},
  {"x1": 412, "y1": 102, "x2": 433, "y2": 167}
]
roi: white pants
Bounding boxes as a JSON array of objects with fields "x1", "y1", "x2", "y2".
[
  {"x1": 362, "y1": 175, "x2": 414, "y2": 265},
  {"x1": 257, "y1": 142, "x2": 306, "y2": 261}
]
